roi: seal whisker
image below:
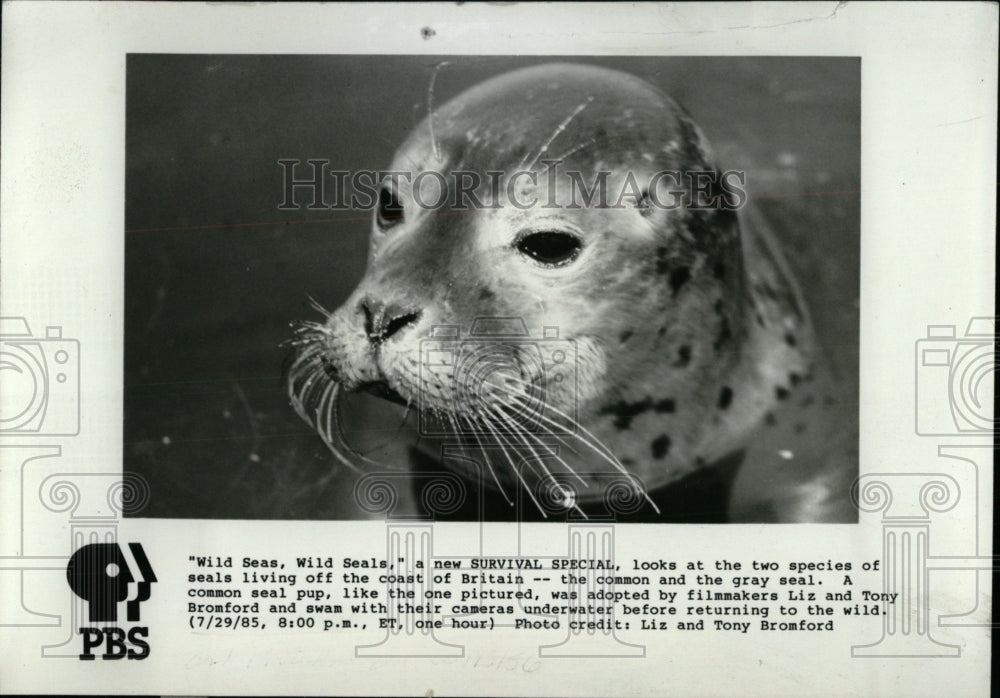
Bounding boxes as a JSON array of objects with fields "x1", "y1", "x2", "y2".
[
  {"x1": 318, "y1": 380, "x2": 336, "y2": 445},
  {"x1": 515, "y1": 417, "x2": 588, "y2": 488},
  {"x1": 329, "y1": 383, "x2": 387, "y2": 469},
  {"x1": 426, "y1": 60, "x2": 450, "y2": 163},
  {"x1": 486, "y1": 402, "x2": 546, "y2": 470},
  {"x1": 318, "y1": 382, "x2": 338, "y2": 453},
  {"x1": 289, "y1": 361, "x2": 325, "y2": 424},
  {"x1": 397, "y1": 396, "x2": 413, "y2": 426},
  {"x1": 293, "y1": 357, "x2": 325, "y2": 398},
  {"x1": 496, "y1": 375, "x2": 610, "y2": 458},
  {"x1": 459, "y1": 411, "x2": 514, "y2": 505},
  {"x1": 296, "y1": 320, "x2": 332, "y2": 335},
  {"x1": 543, "y1": 137, "x2": 598, "y2": 174},
  {"x1": 469, "y1": 404, "x2": 516, "y2": 467},
  {"x1": 522, "y1": 96, "x2": 594, "y2": 171},
  {"x1": 470, "y1": 395, "x2": 576, "y2": 516},
  {"x1": 312, "y1": 383, "x2": 361, "y2": 473},
  {"x1": 477, "y1": 387, "x2": 587, "y2": 488},
  {"x1": 484, "y1": 386, "x2": 600, "y2": 494},
  {"x1": 483, "y1": 402, "x2": 588, "y2": 519},
  {"x1": 287, "y1": 335, "x2": 321, "y2": 348},
  {"x1": 490, "y1": 379, "x2": 659, "y2": 513},
  {"x1": 286, "y1": 329, "x2": 393, "y2": 473},
  {"x1": 482, "y1": 380, "x2": 584, "y2": 459},
  {"x1": 289, "y1": 384, "x2": 311, "y2": 424},
  {"x1": 307, "y1": 295, "x2": 331, "y2": 316},
  {"x1": 472, "y1": 402, "x2": 546, "y2": 515}
]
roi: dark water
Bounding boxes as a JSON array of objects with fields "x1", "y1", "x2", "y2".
[{"x1": 124, "y1": 56, "x2": 859, "y2": 519}]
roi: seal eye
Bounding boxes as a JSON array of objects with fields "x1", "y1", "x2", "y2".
[
  {"x1": 376, "y1": 186, "x2": 404, "y2": 229},
  {"x1": 515, "y1": 231, "x2": 583, "y2": 267}
]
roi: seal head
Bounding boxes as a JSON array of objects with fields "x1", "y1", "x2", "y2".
[{"x1": 289, "y1": 63, "x2": 840, "y2": 519}]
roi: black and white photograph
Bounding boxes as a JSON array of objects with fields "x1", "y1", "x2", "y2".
[
  {"x1": 124, "y1": 55, "x2": 860, "y2": 523},
  {"x1": 1, "y1": 3, "x2": 994, "y2": 697}
]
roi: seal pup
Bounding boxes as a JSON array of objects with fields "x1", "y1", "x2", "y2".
[{"x1": 287, "y1": 63, "x2": 857, "y2": 522}]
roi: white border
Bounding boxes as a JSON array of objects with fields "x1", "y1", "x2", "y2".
[{"x1": 1, "y1": 2, "x2": 996, "y2": 696}]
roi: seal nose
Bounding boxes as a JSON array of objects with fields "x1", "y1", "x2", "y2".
[{"x1": 360, "y1": 299, "x2": 422, "y2": 344}]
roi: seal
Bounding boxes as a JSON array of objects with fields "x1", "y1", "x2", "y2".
[{"x1": 287, "y1": 63, "x2": 857, "y2": 523}]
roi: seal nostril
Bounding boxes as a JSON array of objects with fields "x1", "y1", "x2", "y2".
[
  {"x1": 382, "y1": 311, "x2": 422, "y2": 341},
  {"x1": 360, "y1": 299, "x2": 422, "y2": 344},
  {"x1": 360, "y1": 301, "x2": 375, "y2": 338}
]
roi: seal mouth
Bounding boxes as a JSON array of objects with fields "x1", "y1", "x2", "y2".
[{"x1": 356, "y1": 380, "x2": 409, "y2": 407}]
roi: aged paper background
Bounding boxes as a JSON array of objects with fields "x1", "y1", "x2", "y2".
[{"x1": 1, "y1": 2, "x2": 995, "y2": 696}]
